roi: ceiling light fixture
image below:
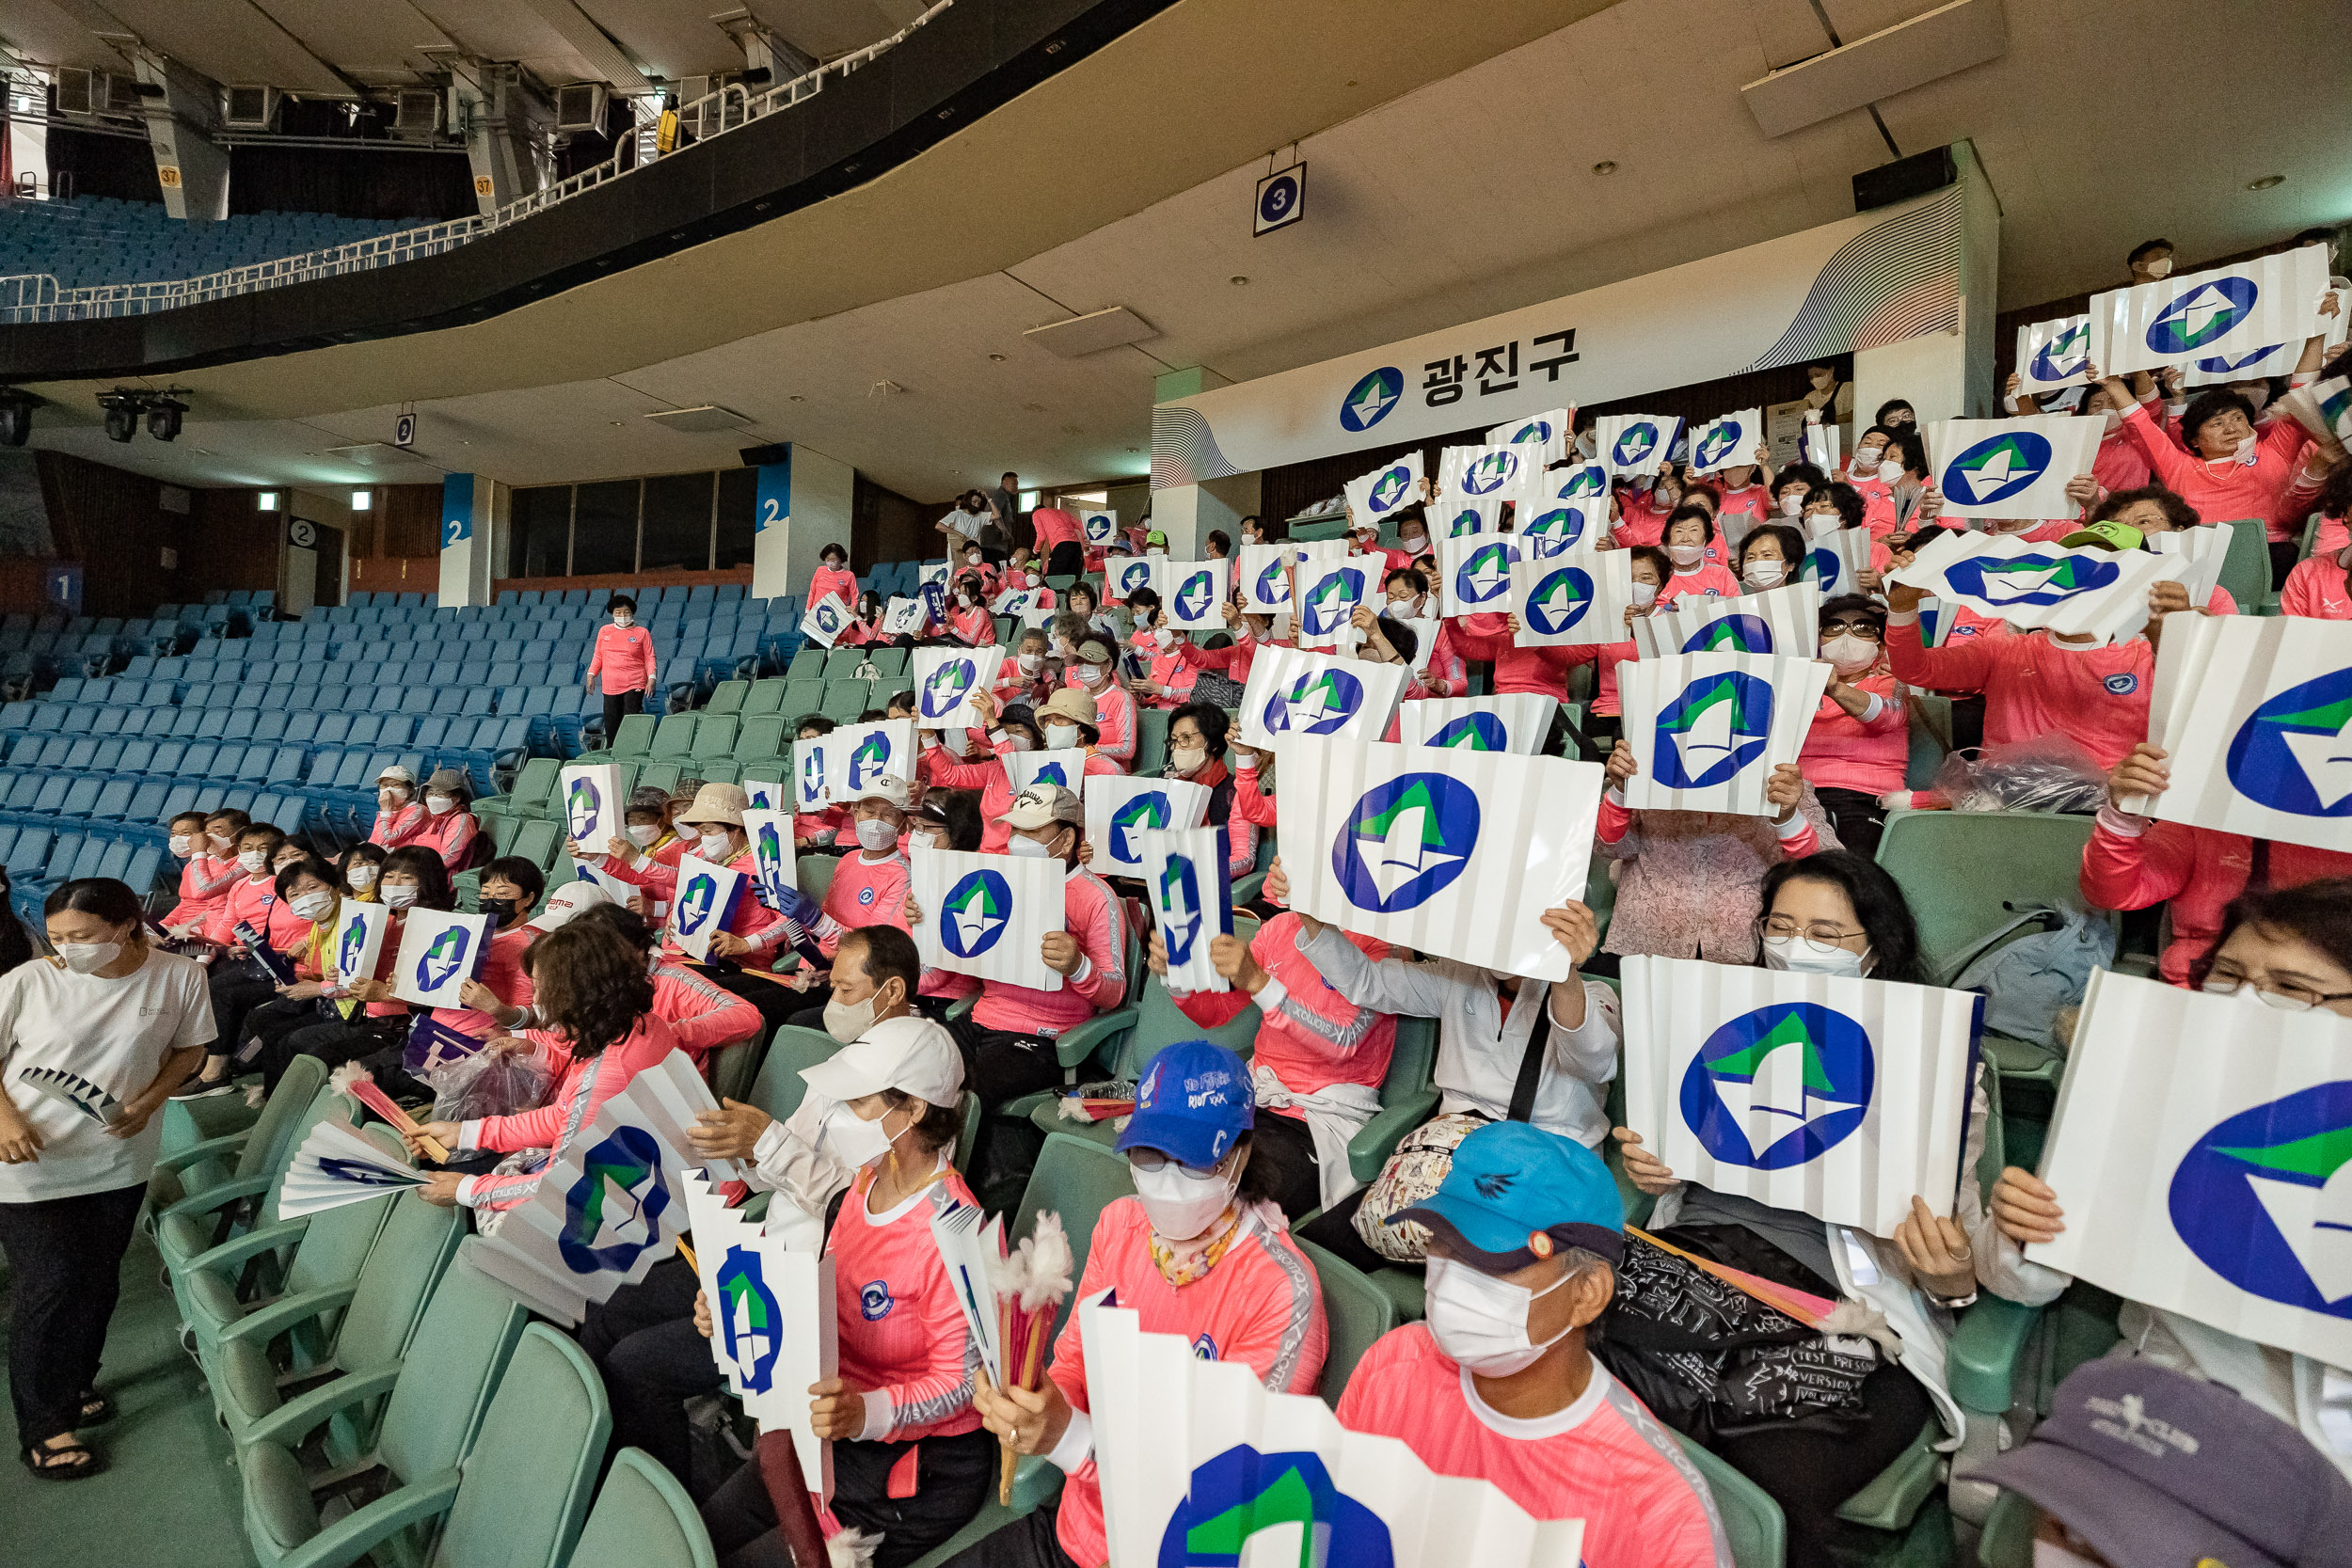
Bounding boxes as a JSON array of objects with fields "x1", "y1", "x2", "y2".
[
  {"x1": 351, "y1": 489, "x2": 373, "y2": 510},
  {"x1": 258, "y1": 491, "x2": 279, "y2": 512},
  {"x1": 1592, "y1": 160, "x2": 1617, "y2": 176},
  {"x1": 988, "y1": 353, "x2": 1007, "y2": 362},
  {"x1": 1230, "y1": 275, "x2": 1248, "y2": 286},
  {"x1": 2248, "y1": 174, "x2": 2285, "y2": 190},
  {"x1": 145, "y1": 396, "x2": 186, "y2": 442}
]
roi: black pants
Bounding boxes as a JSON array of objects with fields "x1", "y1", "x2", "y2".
[
  {"x1": 962, "y1": 1028, "x2": 1066, "y2": 1202},
  {"x1": 1708, "y1": 1360, "x2": 1933, "y2": 1568},
  {"x1": 701, "y1": 966, "x2": 800, "y2": 1045},
  {"x1": 207, "y1": 966, "x2": 280, "y2": 1065},
  {"x1": 0, "y1": 1181, "x2": 146, "y2": 1447},
  {"x1": 1043, "y1": 543, "x2": 1085, "y2": 578},
  {"x1": 1295, "y1": 1188, "x2": 1394, "y2": 1275},
  {"x1": 2272, "y1": 538, "x2": 2302, "y2": 590},
  {"x1": 579, "y1": 1256, "x2": 718, "y2": 1486},
  {"x1": 255, "y1": 1013, "x2": 416, "y2": 1100},
  {"x1": 1248, "y1": 1109, "x2": 1323, "y2": 1222},
  {"x1": 1813, "y1": 786, "x2": 1885, "y2": 859},
  {"x1": 942, "y1": 1503, "x2": 1080, "y2": 1568},
  {"x1": 1947, "y1": 695, "x2": 1985, "y2": 759},
  {"x1": 235, "y1": 995, "x2": 319, "y2": 1072},
  {"x1": 703, "y1": 1427, "x2": 996, "y2": 1568},
  {"x1": 602, "y1": 688, "x2": 645, "y2": 744}
]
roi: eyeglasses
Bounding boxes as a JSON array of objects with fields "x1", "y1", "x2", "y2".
[
  {"x1": 1820, "y1": 620, "x2": 1883, "y2": 641},
  {"x1": 1126, "y1": 1148, "x2": 1216, "y2": 1177},
  {"x1": 2200, "y1": 972, "x2": 2352, "y2": 1012},
  {"x1": 1758, "y1": 914, "x2": 1868, "y2": 949}
]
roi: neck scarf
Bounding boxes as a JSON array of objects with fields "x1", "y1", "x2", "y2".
[{"x1": 1149, "y1": 1205, "x2": 1244, "y2": 1288}]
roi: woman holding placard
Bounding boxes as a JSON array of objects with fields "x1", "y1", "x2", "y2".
[
  {"x1": 1607, "y1": 852, "x2": 2015, "y2": 1565},
  {"x1": 229, "y1": 852, "x2": 346, "y2": 1086},
  {"x1": 1798, "y1": 594, "x2": 1909, "y2": 859},
  {"x1": 250, "y1": 847, "x2": 443, "y2": 1094},
  {"x1": 0, "y1": 878, "x2": 212, "y2": 1481}
]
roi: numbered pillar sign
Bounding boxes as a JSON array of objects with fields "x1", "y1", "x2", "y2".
[
  {"x1": 753, "y1": 456, "x2": 793, "y2": 601},
  {"x1": 437, "y1": 472, "x2": 491, "y2": 610},
  {"x1": 45, "y1": 564, "x2": 82, "y2": 616}
]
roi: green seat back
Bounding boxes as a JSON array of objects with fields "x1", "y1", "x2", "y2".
[
  {"x1": 796, "y1": 852, "x2": 839, "y2": 902},
  {"x1": 492, "y1": 814, "x2": 525, "y2": 855},
  {"x1": 820, "y1": 680, "x2": 871, "y2": 721},
  {"x1": 498, "y1": 757, "x2": 560, "y2": 811},
  {"x1": 1378, "y1": 1017, "x2": 1437, "y2": 1109},
  {"x1": 334, "y1": 1185, "x2": 465, "y2": 1373},
  {"x1": 743, "y1": 680, "x2": 788, "y2": 717},
  {"x1": 1012, "y1": 1133, "x2": 1136, "y2": 1339},
  {"x1": 569, "y1": 1448, "x2": 717, "y2": 1568},
  {"x1": 649, "y1": 714, "x2": 699, "y2": 758},
  {"x1": 864, "y1": 646, "x2": 909, "y2": 677},
  {"x1": 747, "y1": 1025, "x2": 842, "y2": 1124},
  {"x1": 2215, "y1": 515, "x2": 2269, "y2": 613},
  {"x1": 510, "y1": 818, "x2": 562, "y2": 871},
  {"x1": 1976, "y1": 1488, "x2": 2034, "y2": 1568},
  {"x1": 705, "y1": 680, "x2": 750, "y2": 715},
  {"x1": 781, "y1": 680, "x2": 826, "y2": 721},
  {"x1": 1904, "y1": 692, "x2": 1952, "y2": 790},
  {"x1": 239, "y1": 1054, "x2": 333, "y2": 1188},
  {"x1": 608, "y1": 713, "x2": 658, "y2": 759},
  {"x1": 1133, "y1": 708, "x2": 1171, "y2": 776},
  {"x1": 375, "y1": 1241, "x2": 530, "y2": 1483},
  {"x1": 786, "y1": 649, "x2": 826, "y2": 681},
  {"x1": 1872, "y1": 810, "x2": 2099, "y2": 981},
  {"x1": 1296, "y1": 1239, "x2": 1398, "y2": 1408},
  {"x1": 735, "y1": 716, "x2": 787, "y2": 762},
  {"x1": 1677, "y1": 1431, "x2": 1787, "y2": 1568},
  {"x1": 821, "y1": 647, "x2": 867, "y2": 679},
  {"x1": 431, "y1": 1325, "x2": 610, "y2": 1568},
  {"x1": 691, "y1": 715, "x2": 739, "y2": 760},
  {"x1": 1108, "y1": 972, "x2": 1258, "y2": 1081},
  {"x1": 1290, "y1": 517, "x2": 1350, "y2": 541},
  {"x1": 741, "y1": 763, "x2": 786, "y2": 803},
  {"x1": 638, "y1": 762, "x2": 685, "y2": 798}
]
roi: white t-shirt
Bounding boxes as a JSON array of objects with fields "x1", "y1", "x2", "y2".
[{"x1": 0, "y1": 950, "x2": 216, "y2": 1202}]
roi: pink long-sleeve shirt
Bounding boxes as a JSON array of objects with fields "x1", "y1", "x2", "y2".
[
  {"x1": 2080, "y1": 808, "x2": 2352, "y2": 985},
  {"x1": 455, "y1": 1015, "x2": 680, "y2": 1211},
  {"x1": 1171, "y1": 912, "x2": 1396, "y2": 1105},
  {"x1": 416, "y1": 808, "x2": 478, "y2": 872},
  {"x1": 166, "y1": 854, "x2": 242, "y2": 930},
  {"x1": 1798, "y1": 672, "x2": 1910, "y2": 796},
  {"x1": 2281, "y1": 553, "x2": 2352, "y2": 619},
  {"x1": 587, "y1": 621, "x2": 659, "y2": 695},
  {"x1": 2118, "y1": 399, "x2": 2323, "y2": 545},
  {"x1": 369, "y1": 800, "x2": 428, "y2": 851},
  {"x1": 1441, "y1": 622, "x2": 1598, "y2": 700},
  {"x1": 828, "y1": 1165, "x2": 987, "y2": 1442},
  {"x1": 969, "y1": 863, "x2": 1126, "y2": 1037},
  {"x1": 1885, "y1": 615, "x2": 2152, "y2": 770}
]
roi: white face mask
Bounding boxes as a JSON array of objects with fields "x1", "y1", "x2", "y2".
[
  {"x1": 1878, "y1": 460, "x2": 1904, "y2": 483},
  {"x1": 2101, "y1": 407, "x2": 2124, "y2": 436},
  {"x1": 854, "y1": 816, "x2": 899, "y2": 853},
  {"x1": 1853, "y1": 445, "x2": 1883, "y2": 471},
  {"x1": 1043, "y1": 722, "x2": 1079, "y2": 751},
  {"x1": 822, "y1": 991, "x2": 882, "y2": 1043},
  {"x1": 2201, "y1": 978, "x2": 2326, "y2": 1012},
  {"x1": 379, "y1": 787, "x2": 409, "y2": 808},
  {"x1": 381, "y1": 883, "x2": 420, "y2": 910},
  {"x1": 1668, "y1": 544, "x2": 1704, "y2": 567},
  {"x1": 1081, "y1": 663, "x2": 1108, "y2": 688},
  {"x1": 1424, "y1": 1255, "x2": 1575, "y2": 1377},
  {"x1": 696, "y1": 830, "x2": 735, "y2": 861},
  {"x1": 1131, "y1": 1156, "x2": 1239, "y2": 1243},
  {"x1": 291, "y1": 890, "x2": 336, "y2": 923},
  {"x1": 612, "y1": 612, "x2": 634, "y2": 626},
  {"x1": 1008, "y1": 828, "x2": 1064, "y2": 861},
  {"x1": 822, "y1": 1102, "x2": 902, "y2": 1168},
  {"x1": 1632, "y1": 580, "x2": 1660, "y2": 608},
  {"x1": 239, "y1": 850, "x2": 269, "y2": 874},
  {"x1": 169, "y1": 833, "x2": 192, "y2": 857},
  {"x1": 2143, "y1": 257, "x2": 2173, "y2": 279},
  {"x1": 210, "y1": 832, "x2": 234, "y2": 854},
  {"x1": 1821, "y1": 633, "x2": 1879, "y2": 672},
  {"x1": 425, "y1": 794, "x2": 455, "y2": 816},
  {"x1": 1017, "y1": 652, "x2": 1041, "y2": 674},
  {"x1": 1169, "y1": 746, "x2": 1207, "y2": 774},
  {"x1": 1743, "y1": 559, "x2": 1788, "y2": 589},
  {"x1": 1152, "y1": 627, "x2": 1175, "y2": 650},
  {"x1": 1002, "y1": 734, "x2": 1033, "y2": 753},
  {"x1": 627, "y1": 824, "x2": 660, "y2": 847},
  {"x1": 1779, "y1": 493, "x2": 1805, "y2": 517},
  {"x1": 1391, "y1": 594, "x2": 1425, "y2": 619},
  {"x1": 1761, "y1": 932, "x2": 1871, "y2": 976},
  {"x1": 1146, "y1": 546, "x2": 1167, "y2": 557},
  {"x1": 56, "y1": 940, "x2": 122, "y2": 974},
  {"x1": 347, "y1": 863, "x2": 380, "y2": 890},
  {"x1": 1399, "y1": 531, "x2": 1427, "y2": 552},
  {"x1": 910, "y1": 831, "x2": 946, "y2": 853}
]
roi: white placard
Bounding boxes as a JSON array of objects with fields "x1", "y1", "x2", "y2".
[
  {"x1": 1886, "y1": 531, "x2": 2188, "y2": 641},
  {"x1": 908, "y1": 847, "x2": 1064, "y2": 990},
  {"x1": 1343, "y1": 451, "x2": 1424, "y2": 526},
  {"x1": 668, "y1": 852, "x2": 746, "y2": 962},
  {"x1": 1486, "y1": 405, "x2": 1574, "y2": 466},
  {"x1": 559, "y1": 763, "x2": 625, "y2": 852},
  {"x1": 327, "y1": 901, "x2": 389, "y2": 990},
  {"x1": 1512, "y1": 553, "x2": 1637, "y2": 648},
  {"x1": 1083, "y1": 775, "x2": 1211, "y2": 876},
  {"x1": 1136, "y1": 827, "x2": 1232, "y2": 992},
  {"x1": 1105, "y1": 555, "x2": 1160, "y2": 607},
  {"x1": 2145, "y1": 521, "x2": 2234, "y2": 609},
  {"x1": 793, "y1": 736, "x2": 831, "y2": 812},
  {"x1": 2015, "y1": 313, "x2": 2090, "y2": 392},
  {"x1": 1617, "y1": 652, "x2": 1831, "y2": 817},
  {"x1": 882, "y1": 596, "x2": 926, "y2": 638},
  {"x1": 2028, "y1": 970, "x2": 2352, "y2": 1369},
  {"x1": 1437, "y1": 533, "x2": 1521, "y2": 619},
  {"x1": 1008, "y1": 748, "x2": 1092, "y2": 800},
  {"x1": 911, "y1": 645, "x2": 1002, "y2": 730},
  {"x1": 389, "y1": 910, "x2": 493, "y2": 1007},
  {"x1": 1687, "y1": 406, "x2": 1764, "y2": 476},
  {"x1": 1080, "y1": 509, "x2": 1118, "y2": 545},
  {"x1": 744, "y1": 810, "x2": 797, "y2": 908},
  {"x1": 1806, "y1": 524, "x2": 1877, "y2": 598},
  {"x1": 1514, "y1": 494, "x2": 1605, "y2": 558},
  {"x1": 1429, "y1": 493, "x2": 1502, "y2": 541},
  {"x1": 1437, "y1": 443, "x2": 1539, "y2": 503},
  {"x1": 1620, "y1": 956, "x2": 1980, "y2": 1238},
  {"x1": 1393, "y1": 694, "x2": 1557, "y2": 755},
  {"x1": 1596, "y1": 413, "x2": 1683, "y2": 478},
  {"x1": 1630, "y1": 581, "x2": 1820, "y2": 660},
  {"x1": 2090, "y1": 245, "x2": 2332, "y2": 376},
  {"x1": 824, "y1": 719, "x2": 914, "y2": 800},
  {"x1": 1236, "y1": 644, "x2": 1410, "y2": 751},
  {"x1": 1239, "y1": 543, "x2": 1295, "y2": 611},
  {"x1": 802, "y1": 594, "x2": 851, "y2": 650},
  {"x1": 1159, "y1": 560, "x2": 1231, "y2": 630},
  {"x1": 1275, "y1": 736, "x2": 1602, "y2": 982},
  {"x1": 1293, "y1": 557, "x2": 1373, "y2": 654},
  {"x1": 1923, "y1": 415, "x2": 2102, "y2": 521}
]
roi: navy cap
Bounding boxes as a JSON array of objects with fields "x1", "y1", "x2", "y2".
[
  {"x1": 1395, "y1": 1122, "x2": 1624, "y2": 1270},
  {"x1": 1114, "y1": 1040, "x2": 1254, "y2": 1169},
  {"x1": 1974, "y1": 1357, "x2": 2352, "y2": 1568}
]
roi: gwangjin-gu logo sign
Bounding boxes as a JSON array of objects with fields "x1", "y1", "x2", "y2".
[
  {"x1": 921, "y1": 657, "x2": 977, "y2": 719},
  {"x1": 1261, "y1": 668, "x2": 1364, "y2": 737},
  {"x1": 558, "y1": 1125, "x2": 671, "y2": 1275},
  {"x1": 1944, "y1": 551, "x2": 2122, "y2": 608},
  {"x1": 1680, "y1": 1003, "x2": 1875, "y2": 1169},
  {"x1": 2169, "y1": 1080, "x2": 2352, "y2": 1316},
  {"x1": 1940, "y1": 432, "x2": 2054, "y2": 508},
  {"x1": 2226, "y1": 668, "x2": 2352, "y2": 818},
  {"x1": 1339, "y1": 368, "x2": 1403, "y2": 433},
  {"x1": 2147, "y1": 276, "x2": 2258, "y2": 356},
  {"x1": 941, "y1": 869, "x2": 1012, "y2": 958},
  {"x1": 1333, "y1": 772, "x2": 1478, "y2": 913},
  {"x1": 1653, "y1": 672, "x2": 1774, "y2": 790},
  {"x1": 1156, "y1": 1446, "x2": 1394, "y2": 1568}
]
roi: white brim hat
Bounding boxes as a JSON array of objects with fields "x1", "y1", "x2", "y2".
[
  {"x1": 529, "y1": 879, "x2": 610, "y2": 932},
  {"x1": 800, "y1": 1015, "x2": 963, "y2": 1109}
]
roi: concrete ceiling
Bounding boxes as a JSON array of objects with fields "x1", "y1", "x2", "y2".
[{"x1": 18, "y1": 0, "x2": 2351, "y2": 504}]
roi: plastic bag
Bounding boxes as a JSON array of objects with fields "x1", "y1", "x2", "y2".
[
  {"x1": 1928, "y1": 733, "x2": 2109, "y2": 816},
  {"x1": 429, "y1": 1046, "x2": 550, "y2": 1124}
]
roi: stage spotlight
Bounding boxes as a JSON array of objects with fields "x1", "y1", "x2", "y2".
[
  {"x1": 100, "y1": 393, "x2": 138, "y2": 443},
  {"x1": 146, "y1": 396, "x2": 186, "y2": 442}
]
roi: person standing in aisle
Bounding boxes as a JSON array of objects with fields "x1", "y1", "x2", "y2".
[
  {"x1": 0, "y1": 879, "x2": 214, "y2": 1480},
  {"x1": 587, "y1": 593, "x2": 659, "y2": 744}
]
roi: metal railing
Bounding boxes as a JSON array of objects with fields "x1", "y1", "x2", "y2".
[{"x1": 0, "y1": 2, "x2": 949, "y2": 326}]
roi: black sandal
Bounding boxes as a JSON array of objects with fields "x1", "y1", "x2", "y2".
[
  {"x1": 77, "y1": 1390, "x2": 115, "y2": 1425},
  {"x1": 21, "y1": 1437, "x2": 103, "y2": 1481}
]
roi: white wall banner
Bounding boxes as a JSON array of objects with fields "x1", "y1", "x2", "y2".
[
  {"x1": 1393, "y1": 694, "x2": 1557, "y2": 755},
  {"x1": 2028, "y1": 969, "x2": 2352, "y2": 1369},
  {"x1": 1686, "y1": 407, "x2": 1765, "y2": 476},
  {"x1": 1106, "y1": 555, "x2": 1159, "y2": 605},
  {"x1": 1135, "y1": 827, "x2": 1232, "y2": 993},
  {"x1": 1806, "y1": 524, "x2": 1877, "y2": 598},
  {"x1": 2123, "y1": 612, "x2": 2352, "y2": 854},
  {"x1": 1008, "y1": 747, "x2": 1093, "y2": 800},
  {"x1": 2014, "y1": 314, "x2": 2090, "y2": 392},
  {"x1": 1620, "y1": 956, "x2": 1980, "y2": 1238},
  {"x1": 669, "y1": 853, "x2": 746, "y2": 961},
  {"x1": 1276, "y1": 736, "x2": 1601, "y2": 982},
  {"x1": 1152, "y1": 187, "x2": 1964, "y2": 487},
  {"x1": 1084, "y1": 775, "x2": 1212, "y2": 877},
  {"x1": 559, "y1": 763, "x2": 625, "y2": 852},
  {"x1": 1922, "y1": 415, "x2": 2102, "y2": 520},
  {"x1": 2090, "y1": 245, "x2": 2332, "y2": 377},
  {"x1": 908, "y1": 847, "x2": 1064, "y2": 990},
  {"x1": 793, "y1": 736, "x2": 830, "y2": 812},
  {"x1": 911, "y1": 645, "x2": 1003, "y2": 730},
  {"x1": 1513, "y1": 554, "x2": 1637, "y2": 648},
  {"x1": 1887, "y1": 532, "x2": 2187, "y2": 641},
  {"x1": 1086, "y1": 1296, "x2": 1586, "y2": 1568},
  {"x1": 1237, "y1": 645, "x2": 1410, "y2": 750},
  {"x1": 823, "y1": 719, "x2": 914, "y2": 800},
  {"x1": 2145, "y1": 520, "x2": 2234, "y2": 608},
  {"x1": 1293, "y1": 558, "x2": 1372, "y2": 654},
  {"x1": 1160, "y1": 560, "x2": 1231, "y2": 630},
  {"x1": 1631, "y1": 581, "x2": 1820, "y2": 660},
  {"x1": 390, "y1": 910, "x2": 492, "y2": 1007},
  {"x1": 1486, "y1": 405, "x2": 1574, "y2": 466},
  {"x1": 1595, "y1": 414, "x2": 1684, "y2": 479},
  {"x1": 1343, "y1": 451, "x2": 1424, "y2": 527},
  {"x1": 1618, "y1": 653, "x2": 1830, "y2": 816},
  {"x1": 1438, "y1": 534, "x2": 1522, "y2": 618},
  {"x1": 1239, "y1": 543, "x2": 1296, "y2": 611}
]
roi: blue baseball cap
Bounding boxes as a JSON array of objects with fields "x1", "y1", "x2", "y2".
[
  {"x1": 1396, "y1": 1122, "x2": 1624, "y2": 1270},
  {"x1": 1114, "y1": 1040, "x2": 1254, "y2": 1169}
]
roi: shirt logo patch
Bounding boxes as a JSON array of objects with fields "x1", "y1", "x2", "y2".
[
  {"x1": 2104, "y1": 672, "x2": 2140, "y2": 695},
  {"x1": 858, "y1": 887, "x2": 878, "y2": 907},
  {"x1": 860, "y1": 1280, "x2": 894, "y2": 1321},
  {"x1": 1191, "y1": 1331, "x2": 1219, "y2": 1361}
]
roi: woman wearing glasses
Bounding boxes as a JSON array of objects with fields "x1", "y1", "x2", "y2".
[
  {"x1": 1798, "y1": 594, "x2": 1909, "y2": 858},
  {"x1": 1608, "y1": 851, "x2": 2033, "y2": 1563},
  {"x1": 1988, "y1": 878, "x2": 2352, "y2": 1481}
]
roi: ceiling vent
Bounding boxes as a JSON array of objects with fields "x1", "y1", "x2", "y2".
[
  {"x1": 643, "y1": 405, "x2": 754, "y2": 434},
  {"x1": 555, "y1": 82, "x2": 608, "y2": 133},
  {"x1": 225, "y1": 85, "x2": 280, "y2": 129}
]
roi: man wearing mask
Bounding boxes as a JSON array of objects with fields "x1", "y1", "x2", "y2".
[
  {"x1": 586, "y1": 593, "x2": 659, "y2": 744},
  {"x1": 2126, "y1": 237, "x2": 2174, "y2": 286},
  {"x1": 985, "y1": 471, "x2": 1022, "y2": 562},
  {"x1": 903, "y1": 785, "x2": 1125, "y2": 1157},
  {"x1": 1336, "y1": 1123, "x2": 1731, "y2": 1568},
  {"x1": 1065, "y1": 639, "x2": 1136, "y2": 768}
]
